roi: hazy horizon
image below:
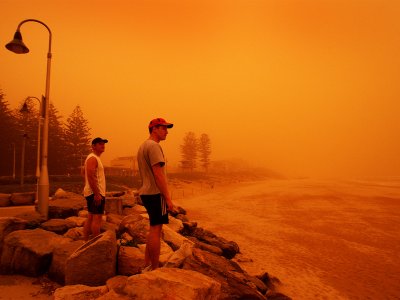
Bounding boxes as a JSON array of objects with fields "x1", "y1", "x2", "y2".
[{"x1": 1, "y1": 0, "x2": 399, "y2": 179}]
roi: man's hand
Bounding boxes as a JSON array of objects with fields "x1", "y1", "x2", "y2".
[
  {"x1": 166, "y1": 198, "x2": 175, "y2": 213},
  {"x1": 94, "y1": 193, "x2": 102, "y2": 206}
]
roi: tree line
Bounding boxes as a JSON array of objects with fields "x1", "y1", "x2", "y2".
[
  {"x1": 180, "y1": 132, "x2": 211, "y2": 172},
  {"x1": 0, "y1": 88, "x2": 92, "y2": 177}
]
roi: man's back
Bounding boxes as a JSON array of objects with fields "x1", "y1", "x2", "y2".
[{"x1": 137, "y1": 139, "x2": 165, "y2": 195}]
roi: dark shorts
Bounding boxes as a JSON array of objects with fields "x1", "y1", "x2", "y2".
[
  {"x1": 85, "y1": 194, "x2": 105, "y2": 214},
  {"x1": 141, "y1": 194, "x2": 169, "y2": 226}
]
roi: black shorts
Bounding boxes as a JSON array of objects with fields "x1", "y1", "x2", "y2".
[
  {"x1": 85, "y1": 194, "x2": 105, "y2": 214},
  {"x1": 141, "y1": 194, "x2": 169, "y2": 226}
]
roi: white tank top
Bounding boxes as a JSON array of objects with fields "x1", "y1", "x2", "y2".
[{"x1": 83, "y1": 153, "x2": 106, "y2": 197}]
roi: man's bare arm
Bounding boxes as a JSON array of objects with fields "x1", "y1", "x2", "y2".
[{"x1": 152, "y1": 163, "x2": 174, "y2": 211}]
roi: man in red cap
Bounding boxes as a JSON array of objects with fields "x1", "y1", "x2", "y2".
[{"x1": 137, "y1": 118, "x2": 175, "y2": 271}]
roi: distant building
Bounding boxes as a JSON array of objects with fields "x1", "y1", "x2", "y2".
[{"x1": 105, "y1": 156, "x2": 137, "y2": 176}]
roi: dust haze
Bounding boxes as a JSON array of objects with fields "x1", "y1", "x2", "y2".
[{"x1": 1, "y1": 0, "x2": 399, "y2": 179}]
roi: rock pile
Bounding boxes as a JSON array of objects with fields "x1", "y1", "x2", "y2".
[{"x1": 0, "y1": 188, "x2": 291, "y2": 300}]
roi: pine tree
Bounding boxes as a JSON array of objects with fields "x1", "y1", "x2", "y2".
[
  {"x1": 65, "y1": 106, "x2": 91, "y2": 174},
  {"x1": 48, "y1": 103, "x2": 67, "y2": 174},
  {"x1": 198, "y1": 133, "x2": 211, "y2": 172},
  {"x1": 0, "y1": 89, "x2": 19, "y2": 176},
  {"x1": 180, "y1": 132, "x2": 198, "y2": 172}
]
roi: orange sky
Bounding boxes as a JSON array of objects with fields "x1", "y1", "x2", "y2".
[{"x1": 1, "y1": 0, "x2": 399, "y2": 178}]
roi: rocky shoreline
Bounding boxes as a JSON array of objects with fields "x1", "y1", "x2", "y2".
[{"x1": 0, "y1": 189, "x2": 291, "y2": 300}]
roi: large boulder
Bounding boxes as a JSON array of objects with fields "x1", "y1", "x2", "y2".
[
  {"x1": 0, "y1": 228, "x2": 70, "y2": 276},
  {"x1": 65, "y1": 230, "x2": 117, "y2": 286},
  {"x1": 187, "y1": 236, "x2": 223, "y2": 256},
  {"x1": 10, "y1": 192, "x2": 35, "y2": 206},
  {"x1": 66, "y1": 216, "x2": 87, "y2": 227},
  {"x1": 64, "y1": 227, "x2": 84, "y2": 241},
  {"x1": 120, "y1": 215, "x2": 149, "y2": 244},
  {"x1": 117, "y1": 246, "x2": 144, "y2": 276},
  {"x1": 105, "y1": 197, "x2": 123, "y2": 215},
  {"x1": 167, "y1": 216, "x2": 184, "y2": 232},
  {"x1": 106, "y1": 213, "x2": 124, "y2": 226},
  {"x1": 0, "y1": 193, "x2": 11, "y2": 207},
  {"x1": 14, "y1": 210, "x2": 46, "y2": 229},
  {"x1": 106, "y1": 275, "x2": 128, "y2": 294},
  {"x1": 0, "y1": 217, "x2": 27, "y2": 255},
  {"x1": 137, "y1": 240, "x2": 174, "y2": 266},
  {"x1": 183, "y1": 248, "x2": 266, "y2": 300},
  {"x1": 41, "y1": 218, "x2": 76, "y2": 234},
  {"x1": 164, "y1": 239, "x2": 194, "y2": 268},
  {"x1": 97, "y1": 290, "x2": 131, "y2": 300},
  {"x1": 192, "y1": 227, "x2": 239, "y2": 259},
  {"x1": 48, "y1": 195, "x2": 86, "y2": 219},
  {"x1": 123, "y1": 268, "x2": 221, "y2": 300},
  {"x1": 78, "y1": 210, "x2": 88, "y2": 218},
  {"x1": 49, "y1": 240, "x2": 85, "y2": 284},
  {"x1": 121, "y1": 195, "x2": 137, "y2": 208},
  {"x1": 53, "y1": 284, "x2": 108, "y2": 300},
  {"x1": 162, "y1": 224, "x2": 190, "y2": 251}
]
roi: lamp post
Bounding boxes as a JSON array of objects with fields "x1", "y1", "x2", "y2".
[
  {"x1": 19, "y1": 103, "x2": 29, "y2": 185},
  {"x1": 21, "y1": 97, "x2": 43, "y2": 200},
  {"x1": 6, "y1": 19, "x2": 52, "y2": 219},
  {"x1": 22, "y1": 97, "x2": 43, "y2": 179}
]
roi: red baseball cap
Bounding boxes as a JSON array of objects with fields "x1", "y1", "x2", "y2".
[{"x1": 148, "y1": 118, "x2": 174, "y2": 129}]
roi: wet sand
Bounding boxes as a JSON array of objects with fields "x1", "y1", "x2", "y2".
[{"x1": 175, "y1": 178, "x2": 400, "y2": 300}]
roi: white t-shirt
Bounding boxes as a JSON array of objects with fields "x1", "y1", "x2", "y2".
[
  {"x1": 137, "y1": 139, "x2": 165, "y2": 195},
  {"x1": 83, "y1": 153, "x2": 106, "y2": 197}
]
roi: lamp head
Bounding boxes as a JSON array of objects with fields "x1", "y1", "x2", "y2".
[
  {"x1": 20, "y1": 102, "x2": 29, "y2": 114},
  {"x1": 5, "y1": 31, "x2": 29, "y2": 54}
]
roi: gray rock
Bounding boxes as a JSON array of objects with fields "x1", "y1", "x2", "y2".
[
  {"x1": 137, "y1": 240, "x2": 174, "y2": 266},
  {"x1": 64, "y1": 227, "x2": 84, "y2": 241},
  {"x1": 187, "y1": 236, "x2": 223, "y2": 256},
  {"x1": 66, "y1": 216, "x2": 87, "y2": 227},
  {"x1": 97, "y1": 290, "x2": 131, "y2": 300},
  {"x1": 162, "y1": 224, "x2": 189, "y2": 251},
  {"x1": 167, "y1": 215, "x2": 183, "y2": 232},
  {"x1": 101, "y1": 221, "x2": 119, "y2": 236},
  {"x1": 48, "y1": 195, "x2": 86, "y2": 219},
  {"x1": 106, "y1": 191, "x2": 125, "y2": 197},
  {"x1": 183, "y1": 248, "x2": 266, "y2": 300},
  {"x1": 14, "y1": 211, "x2": 46, "y2": 229},
  {"x1": 131, "y1": 204, "x2": 147, "y2": 214},
  {"x1": 0, "y1": 228, "x2": 70, "y2": 276},
  {"x1": 124, "y1": 218, "x2": 149, "y2": 244},
  {"x1": 10, "y1": 192, "x2": 35, "y2": 206},
  {"x1": 49, "y1": 240, "x2": 85, "y2": 284},
  {"x1": 41, "y1": 218, "x2": 76, "y2": 234},
  {"x1": 53, "y1": 284, "x2": 108, "y2": 300},
  {"x1": 176, "y1": 213, "x2": 189, "y2": 222},
  {"x1": 164, "y1": 239, "x2": 194, "y2": 268},
  {"x1": 192, "y1": 227, "x2": 239, "y2": 259},
  {"x1": 0, "y1": 193, "x2": 11, "y2": 207},
  {"x1": 78, "y1": 210, "x2": 88, "y2": 218},
  {"x1": 105, "y1": 197, "x2": 123, "y2": 215},
  {"x1": 123, "y1": 268, "x2": 221, "y2": 300},
  {"x1": 121, "y1": 195, "x2": 136, "y2": 208},
  {"x1": 106, "y1": 275, "x2": 128, "y2": 294},
  {"x1": 0, "y1": 217, "x2": 27, "y2": 255},
  {"x1": 106, "y1": 213, "x2": 124, "y2": 226},
  {"x1": 65, "y1": 230, "x2": 117, "y2": 286},
  {"x1": 117, "y1": 246, "x2": 144, "y2": 276}
]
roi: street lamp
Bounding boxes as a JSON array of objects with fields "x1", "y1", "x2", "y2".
[
  {"x1": 22, "y1": 97, "x2": 43, "y2": 179},
  {"x1": 19, "y1": 103, "x2": 29, "y2": 186},
  {"x1": 6, "y1": 19, "x2": 52, "y2": 219}
]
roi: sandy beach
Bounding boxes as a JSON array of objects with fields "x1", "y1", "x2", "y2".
[{"x1": 174, "y1": 178, "x2": 400, "y2": 300}]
